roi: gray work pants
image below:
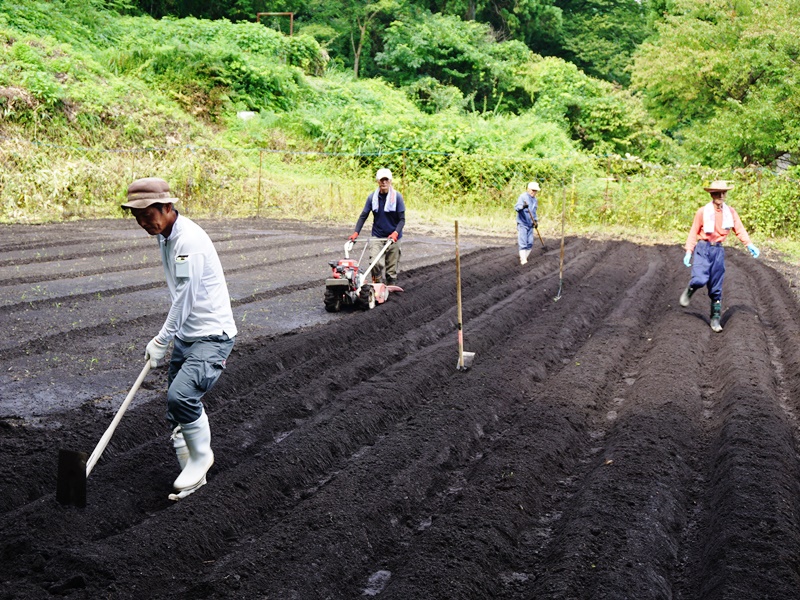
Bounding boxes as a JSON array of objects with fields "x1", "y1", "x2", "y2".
[
  {"x1": 166, "y1": 333, "x2": 235, "y2": 426},
  {"x1": 367, "y1": 238, "x2": 402, "y2": 283}
]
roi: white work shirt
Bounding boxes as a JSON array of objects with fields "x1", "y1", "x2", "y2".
[{"x1": 154, "y1": 214, "x2": 237, "y2": 344}]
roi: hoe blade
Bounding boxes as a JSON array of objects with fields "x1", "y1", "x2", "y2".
[
  {"x1": 457, "y1": 351, "x2": 476, "y2": 371},
  {"x1": 56, "y1": 449, "x2": 87, "y2": 508}
]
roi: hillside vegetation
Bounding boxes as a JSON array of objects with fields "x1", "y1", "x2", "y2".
[{"x1": 1, "y1": 0, "x2": 800, "y2": 250}]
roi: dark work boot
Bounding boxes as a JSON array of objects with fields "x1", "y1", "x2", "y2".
[
  {"x1": 679, "y1": 285, "x2": 697, "y2": 307},
  {"x1": 710, "y1": 301, "x2": 722, "y2": 333}
]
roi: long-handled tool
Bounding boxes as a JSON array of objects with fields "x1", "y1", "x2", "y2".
[
  {"x1": 525, "y1": 205, "x2": 547, "y2": 250},
  {"x1": 57, "y1": 361, "x2": 151, "y2": 507},
  {"x1": 554, "y1": 177, "x2": 571, "y2": 301},
  {"x1": 455, "y1": 220, "x2": 475, "y2": 371}
]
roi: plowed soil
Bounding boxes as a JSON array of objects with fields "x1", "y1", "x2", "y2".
[{"x1": 3, "y1": 218, "x2": 800, "y2": 600}]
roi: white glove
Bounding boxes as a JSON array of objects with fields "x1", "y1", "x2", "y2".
[{"x1": 145, "y1": 338, "x2": 167, "y2": 368}]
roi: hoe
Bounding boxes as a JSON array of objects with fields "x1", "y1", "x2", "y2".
[
  {"x1": 56, "y1": 361, "x2": 151, "y2": 507},
  {"x1": 455, "y1": 220, "x2": 475, "y2": 371}
]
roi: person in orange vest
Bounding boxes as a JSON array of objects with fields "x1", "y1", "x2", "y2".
[{"x1": 679, "y1": 180, "x2": 759, "y2": 332}]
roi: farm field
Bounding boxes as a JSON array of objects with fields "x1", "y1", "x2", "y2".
[{"x1": 2, "y1": 218, "x2": 800, "y2": 599}]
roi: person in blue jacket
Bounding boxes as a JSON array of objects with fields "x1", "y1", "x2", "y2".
[
  {"x1": 348, "y1": 168, "x2": 406, "y2": 284},
  {"x1": 515, "y1": 181, "x2": 540, "y2": 264}
]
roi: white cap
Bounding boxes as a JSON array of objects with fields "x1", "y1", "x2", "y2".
[
  {"x1": 376, "y1": 168, "x2": 393, "y2": 182},
  {"x1": 527, "y1": 181, "x2": 540, "y2": 192}
]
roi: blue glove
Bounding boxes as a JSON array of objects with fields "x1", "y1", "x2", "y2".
[
  {"x1": 683, "y1": 251, "x2": 692, "y2": 268},
  {"x1": 747, "y1": 244, "x2": 760, "y2": 258}
]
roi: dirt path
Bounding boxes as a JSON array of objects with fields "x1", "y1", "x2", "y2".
[{"x1": 2, "y1": 218, "x2": 800, "y2": 599}]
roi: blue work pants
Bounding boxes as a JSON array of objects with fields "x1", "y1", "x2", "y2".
[
  {"x1": 690, "y1": 241, "x2": 725, "y2": 302},
  {"x1": 517, "y1": 224, "x2": 534, "y2": 251}
]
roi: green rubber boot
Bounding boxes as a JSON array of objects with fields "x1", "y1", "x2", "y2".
[
  {"x1": 710, "y1": 300, "x2": 722, "y2": 333},
  {"x1": 679, "y1": 285, "x2": 697, "y2": 307}
]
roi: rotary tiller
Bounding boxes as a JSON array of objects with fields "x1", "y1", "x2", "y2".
[{"x1": 324, "y1": 239, "x2": 403, "y2": 312}]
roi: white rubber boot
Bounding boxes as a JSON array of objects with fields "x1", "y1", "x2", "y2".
[
  {"x1": 519, "y1": 250, "x2": 527, "y2": 265},
  {"x1": 172, "y1": 410, "x2": 214, "y2": 494},
  {"x1": 171, "y1": 425, "x2": 190, "y2": 469},
  {"x1": 525, "y1": 249, "x2": 532, "y2": 260},
  {"x1": 169, "y1": 425, "x2": 207, "y2": 501}
]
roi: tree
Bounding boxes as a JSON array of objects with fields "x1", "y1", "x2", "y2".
[
  {"x1": 375, "y1": 13, "x2": 534, "y2": 113},
  {"x1": 420, "y1": 0, "x2": 563, "y2": 55},
  {"x1": 351, "y1": 0, "x2": 398, "y2": 77},
  {"x1": 525, "y1": 56, "x2": 664, "y2": 157},
  {"x1": 553, "y1": 0, "x2": 653, "y2": 85},
  {"x1": 631, "y1": 0, "x2": 800, "y2": 166}
]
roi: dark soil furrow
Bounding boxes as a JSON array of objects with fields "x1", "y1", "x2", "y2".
[
  {"x1": 3, "y1": 220, "x2": 800, "y2": 600},
  {"x1": 0, "y1": 324, "x2": 472, "y2": 596},
  {"x1": 0, "y1": 280, "x2": 165, "y2": 315},
  {"x1": 0, "y1": 239, "x2": 608, "y2": 596},
  {"x1": 181, "y1": 242, "x2": 659, "y2": 599},
  {"x1": 471, "y1": 247, "x2": 680, "y2": 599},
  {"x1": 125, "y1": 242, "x2": 636, "y2": 598},
  {"x1": 688, "y1": 258, "x2": 800, "y2": 599},
  {"x1": 739, "y1": 254, "x2": 800, "y2": 409},
  {"x1": 670, "y1": 310, "x2": 723, "y2": 596},
  {"x1": 0, "y1": 235, "x2": 321, "y2": 286},
  {"x1": 0, "y1": 246, "x2": 521, "y2": 511},
  {"x1": 528, "y1": 306, "x2": 703, "y2": 599},
  {"x1": 0, "y1": 238, "x2": 473, "y2": 351},
  {"x1": 367, "y1": 247, "x2": 673, "y2": 599},
  {"x1": 0, "y1": 226, "x2": 315, "y2": 267}
]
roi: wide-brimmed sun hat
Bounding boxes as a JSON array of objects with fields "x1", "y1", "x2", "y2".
[
  {"x1": 703, "y1": 180, "x2": 734, "y2": 193},
  {"x1": 122, "y1": 177, "x2": 179, "y2": 209}
]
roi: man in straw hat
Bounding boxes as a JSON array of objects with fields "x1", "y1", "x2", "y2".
[
  {"x1": 679, "y1": 180, "x2": 759, "y2": 332},
  {"x1": 122, "y1": 177, "x2": 237, "y2": 500},
  {"x1": 348, "y1": 167, "x2": 405, "y2": 284},
  {"x1": 514, "y1": 181, "x2": 541, "y2": 265}
]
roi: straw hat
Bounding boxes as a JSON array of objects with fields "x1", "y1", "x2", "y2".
[{"x1": 703, "y1": 180, "x2": 734, "y2": 193}]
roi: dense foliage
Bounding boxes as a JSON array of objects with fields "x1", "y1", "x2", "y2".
[
  {"x1": 632, "y1": 0, "x2": 800, "y2": 167},
  {"x1": 120, "y1": 0, "x2": 655, "y2": 88},
  {"x1": 375, "y1": 13, "x2": 533, "y2": 114},
  {"x1": 3, "y1": 0, "x2": 800, "y2": 244}
]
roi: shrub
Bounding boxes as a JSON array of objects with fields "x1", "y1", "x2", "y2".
[
  {"x1": 524, "y1": 57, "x2": 666, "y2": 159},
  {"x1": 375, "y1": 13, "x2": 533, "y2": 115}
]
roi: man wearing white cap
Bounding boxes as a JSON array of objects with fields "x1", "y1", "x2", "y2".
[
  {"x1": 514, "y1": 181, "x2": 540, "y2": 265},
  {"x1": 122, "y1": 177, "x2": 237, "y2": 500},
  {"x1": 680, "y1": 180, "x2": 759, "y2": 332},
  {"x1": 348, "y1": 168, "x2": 406, "y2": 284}
]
